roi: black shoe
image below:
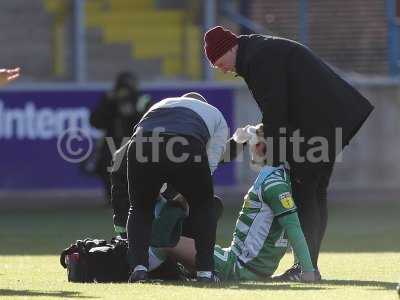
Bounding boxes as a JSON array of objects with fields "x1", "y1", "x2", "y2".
[
  {"x1": 197, "y1": 273, "x2": 220, "y2": 283},
  {"x1": 128, "y1": 270, "x2": 149, "y2": 283},
  {"x1": 272, "y1": 264, "x2": 301, "y2": 281}
]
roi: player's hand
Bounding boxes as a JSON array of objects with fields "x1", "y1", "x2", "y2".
[
  {"x1": 254, "y1": 142, "x2": 266, "y2": 157},
  {"x1": 300, "y1": 270, "x2": 318, "y2": 282},
  {"x1": 254, "y1": 123, "x2": 266, "y2": 157},
  {"x1": 0, "y1": 67, "x2": 21, "y2": 86}
]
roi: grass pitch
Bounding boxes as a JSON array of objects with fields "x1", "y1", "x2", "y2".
[{"x1": 0, "y1": 201, "x2": 399, "y2": 300}]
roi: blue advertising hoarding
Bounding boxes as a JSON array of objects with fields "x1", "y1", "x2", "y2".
[{"x1": 0, "y1": 86, "x2": 235, "y2": 190}]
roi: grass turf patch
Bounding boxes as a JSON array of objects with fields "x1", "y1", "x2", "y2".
[
  {"x1": 0, "y1": 253, "x2": 398, "y2": 300},
  {"x1": 0, "y1": 201, "x2": 399, "y2": 299}
]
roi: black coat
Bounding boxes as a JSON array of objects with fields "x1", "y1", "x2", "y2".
[{"x1": 235, "y1": 35, "x2": 374, "y2": 171}]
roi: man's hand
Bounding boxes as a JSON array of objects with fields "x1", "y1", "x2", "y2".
[
  {"x1": 254, "y1": 123, "x2": 266, "y2": 157},
  {"x1": 0, "y1": 67, "x2": 20, "y2": 86},
  {"x1": 232, "y1": 124, "x2": 252, "y2": 144}
]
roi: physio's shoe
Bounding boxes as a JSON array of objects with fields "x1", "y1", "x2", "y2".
[{"x1": 128, "y1": 270, "x2": 149, "y2": 283}]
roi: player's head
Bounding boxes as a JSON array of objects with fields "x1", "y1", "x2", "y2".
[
  {"x1": 248, "y1": 124, "x2": 268, "y2": 170},
  {"x1": 204, "y1": 26, "x2": 239, "y2": 73},
  {"x1": 181, "y1": 92, "x2": 208, "y2": 103}
]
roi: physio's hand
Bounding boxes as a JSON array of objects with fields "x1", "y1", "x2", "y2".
[
  {"x1": 232, "y1": 124, "x2": 252, "y2": 144},
  {"x1": 300, "y1": 271, "x2": 318, "y2": 282},
  {"x1": 0, "y1": 67, "x2": 21, "y2": 86}
]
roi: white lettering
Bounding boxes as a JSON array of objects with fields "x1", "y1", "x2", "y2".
[
  {"x1": 0, "y1": 100, "x2": 99, "y2": 140},
  {"x1": 36, "y1": 109, "x2": 55, "y2": 139}
]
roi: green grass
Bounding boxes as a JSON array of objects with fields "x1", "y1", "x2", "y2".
[{"x1": 0, "y1": 201, "x2": 399, "y2": 299}]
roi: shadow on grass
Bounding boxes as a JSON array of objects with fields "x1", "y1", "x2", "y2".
[
  {"x1": 319, "y1": 279, "x2": 397, "y2": 290},
  {"x1": 156, "y1": 281, "x2": 327, "y2": 291},
  {"x1": 0, "y1": 289, "x2": 98, "y2": 298},
  {"x1": 149, "y1": 278, "x2": 397, "y2": 291}
]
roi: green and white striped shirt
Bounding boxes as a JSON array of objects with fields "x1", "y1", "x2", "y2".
[{"x1": 230, "y1": 166, "x2": 297, "y2": 275}]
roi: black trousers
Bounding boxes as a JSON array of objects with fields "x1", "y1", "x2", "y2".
[
  {"x1": 290, "y1": 164, "x2": 334, "y2": 268},
  {"x1": 126, "y1": 133, "x2": 216, "y2": 272}
]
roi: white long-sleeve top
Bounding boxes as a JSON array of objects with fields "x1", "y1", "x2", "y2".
[{"x1": 136, "y1": 96, "x2": 229, "y2": 174}]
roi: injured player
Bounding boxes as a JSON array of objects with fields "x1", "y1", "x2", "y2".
[
  {"x1": 139, "y1": 124, "x2": 319, "y2": 282},
  {"x1": 161, "y1": 166, "x2": 317, "y2": 282}
]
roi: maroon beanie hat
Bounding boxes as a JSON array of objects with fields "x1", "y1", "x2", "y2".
[{"x1": 204, "y1": 26, "x2": 238, "y2": 65}]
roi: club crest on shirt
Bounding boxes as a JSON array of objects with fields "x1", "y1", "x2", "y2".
[{"x1": 279, "y1": 192, "x2": 295, "y2": 209}]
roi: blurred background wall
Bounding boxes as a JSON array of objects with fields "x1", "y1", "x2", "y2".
[{"x1": 0, "y1": 0, "x2": 399, "y2": 208}]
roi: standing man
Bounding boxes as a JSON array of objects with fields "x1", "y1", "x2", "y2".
[
  {"x1": 126, "y1": 92, "x2": 228, "y2": 283},
  {"x1": 89, "y1": 71, "x2": 152, "y2": 203},
  {"x1": 203, "y1": 26, "x2": 374, "y2": 279}
]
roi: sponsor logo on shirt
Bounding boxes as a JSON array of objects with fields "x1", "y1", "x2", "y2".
[{"x1": 279, "y1": 192, "x2": 295, "y2": 209}]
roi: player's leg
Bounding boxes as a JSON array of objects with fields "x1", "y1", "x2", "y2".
[
  {"x1": 162, "y1": 238, "x2": 234, "y2": 281},
  {"x1": 163, "y1": 236, "x2": 197, "y2": 273},
  {"x1": 213, "y1": 245, "x2": 243, "y2": 281}
]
